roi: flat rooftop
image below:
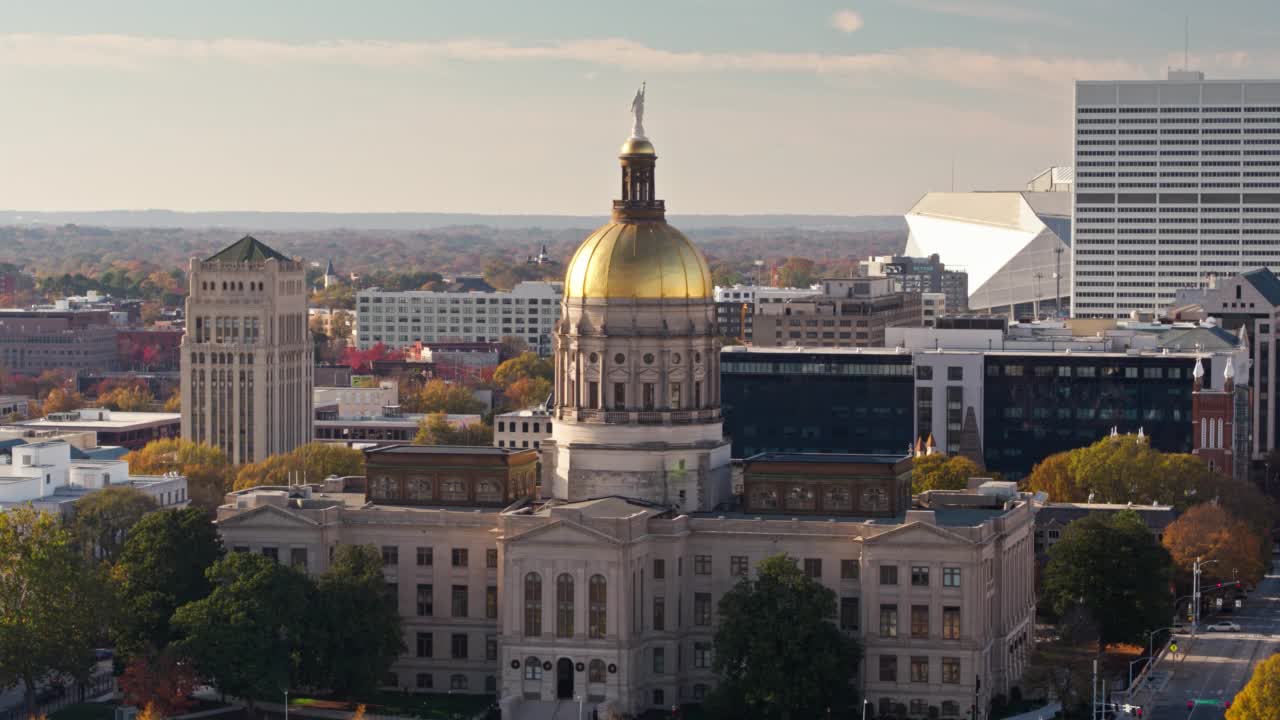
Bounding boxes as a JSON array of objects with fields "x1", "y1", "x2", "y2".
[
  {"x1": 746, "y1": 452, "x2": 909, "y2": 465},
  {"x1": 366, "y1": 444, "x2": 527, "y2": 457},
  {"x1": 19, "y1": 412, "x2": 180, "y2": 429},
  {"x1": 691, "y1": 506, "x2": 1009, "y2": 527}
]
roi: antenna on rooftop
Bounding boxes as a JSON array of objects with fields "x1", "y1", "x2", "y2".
[{"x1": 1184, "y1": 16, "x2": 1189, "y2": 70}]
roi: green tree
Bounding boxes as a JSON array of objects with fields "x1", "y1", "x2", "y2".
[
  {"x1": 707, "y1": 554, "x2": 862, "y2": 719},
  {"x1": 911, "y1": 454, "x2": 982, "y2": 494},
  {"x1": 124, "y1": 439, "x2": 233, "y2": 512},
  {"x1": 1042, "y1": 510, "x2": 1173, "y2": 647},
  {"x1": 300, "y1": 545, "x2": 405, "y2": 696},
  {"x1": 71, "y1": 485, "x2": 157, "y2": 564},
  {"x1": 1021, "y1": 606, "x2": 1099, "y2": 719},
  {"x1": 0, "y1": 507, "x2": 108, "y2": 714},
  {"x1": 1228, "y1": 652, "x2": 1280, "y2": 720},
  {"x1": 111, "y1": 508, "x2": 225, "y2": 659},
  {"x1": 172, "y1": 553, "x2": 311, "y2": 718}
]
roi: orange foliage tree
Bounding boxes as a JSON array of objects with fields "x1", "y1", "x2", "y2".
[
  {"x1": 1162, "y1": 503, "x2": 1268, "y2": 587},
  {"x1": 118, "y1": 651, "x2": 199, "y2": 717}
]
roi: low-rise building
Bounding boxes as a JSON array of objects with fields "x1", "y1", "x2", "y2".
[
  {"x1": 1032, "y1": 501, "x2": 1178, "y2": 563},
  {"x1": 712, "y1": 285, "x2": 822, "y2": 342},
  {"x1": 314, "y1": 405, "x2": 481, "y2": 444},
  {"x1": 0, "y1": 308, "x2": 119, "y2": 374},
  {"x1": 314, "y1": 381, "x2": 398, "y2": 418},
  {"x1": 16, "y1": 408, "x2": 180, "y2": 451},
  {"x1": 0, "y1": 439, "x2": 188, "y2": 517},
  {"x1": 751, "y1": 278, "x2": 924, "y2": 349},
  {"x1": 859, "y1": 255, "x2": 969, "y2": 314},
  {"x1": 494, "y1": 408, "x2": 553, "y2": 450}
]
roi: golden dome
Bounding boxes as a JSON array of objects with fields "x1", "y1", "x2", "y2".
[
  {"x1": 619, "y1": 137, "x2": 656, "y2": 156},
  {"x1": 564, "y1": 221, "x2": 712, "y2": 300}
]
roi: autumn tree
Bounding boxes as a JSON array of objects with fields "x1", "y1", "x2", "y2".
[
  {"x1": 402, "y1": 379, "x2": 486, "y2": 415},
  {"x1": 1042, "y1": 510, "x2": 1173, "y2": 647},
  {"x1": 413, "y1": 414, "x2": 494, "y2": 446},
  {"x1": 98, "y1": 385, "x2": 156, "y2": 412},
  {"x1": 118, "y1": 649, "x2": 199, "y2": 717},
  {"x1": 772, "y1": 257, "x2": 817, "y2": 288},
  {"x1": 71, "y1": 486, "x2": 157, "y2": 564},
  {"x1": 493, "y1": 351, "x2": 554, "y2": 387},
  {"x1": 911, "y1": 454, "x2": 982, "y2": 494},
  {"x1": 502, "y1": 376, "x2": 552, "y2": 411},
  {"x1": 41, "y1": 386, "x2": 85, "y2": 415},
  {"x1": 163, "y1": 390, "x2": 181, "y2": 413},
  {"x1": 233, "y1": 443, "x2": 366, "y2": 491},
  {"x1": 0, "y1": 507, "x2": 108, "y2": 714},
  {"x1": 498, "y1": 336, "x2": 530, "y2": 361},
  {"x1": 1162, "y1": 503, "x2": 1267, "y2": 588},
  {"x1": 1228, "y1": 653, "x2": 1280, "y2": 720},
  {"x1": 707, "y1": 554, "x2": 862, "y2": 719},
  {"x1": 124, "y1": 439, "x2": 233, "y2": 512},
  {"x1": 111, "y1": 507, "x2": 225, "y2": 659}
]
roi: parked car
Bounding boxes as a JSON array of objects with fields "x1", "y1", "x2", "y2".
[
  {"x1": 1172, "y1": 623, "x2": 1191, "y2": 633},
  {"x1": 1206, "y1": 621, "x2": 1242, "y2": 632},
  {"x1": 93, "y1": 649, "x2": 113, "y2": 661}
]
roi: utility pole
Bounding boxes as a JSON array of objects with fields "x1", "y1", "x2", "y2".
[
  {"x1": 1054, "y1": 245, "x2": 1064, "y2": 318},
  {"x1": 1193, "y1": 556, "x2": 1201, "y2": 632}
]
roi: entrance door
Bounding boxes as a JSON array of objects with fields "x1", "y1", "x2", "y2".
[{"x1": 556, "y1": 657, "x2": 574, "y2": 700}]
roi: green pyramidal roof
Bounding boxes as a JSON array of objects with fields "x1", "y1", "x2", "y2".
[{"x1": 205, "y1": 235, "x2": 291, "y2": 263}]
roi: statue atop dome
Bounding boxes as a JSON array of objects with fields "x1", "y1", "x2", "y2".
[{"x1": 630, "y1": 82, "x2": 646, "y2": 139}]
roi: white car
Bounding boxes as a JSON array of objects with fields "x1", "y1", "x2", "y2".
[{"x1": 1206, "y1": 621, "x2": 1241, "y2": 632}]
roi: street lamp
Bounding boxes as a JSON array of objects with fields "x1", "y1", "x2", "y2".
[
  {"x1": 282, "y1": 689, "x2": 289, "y2": 720},
  {"x1": 861, "y1": 698, "x2": 871, "y2": 720},
  {"x1": 1192, "y1": 557, "x2": 1220, "y2": 633}
]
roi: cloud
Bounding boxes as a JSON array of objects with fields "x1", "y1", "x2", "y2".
[
  {"x1": 895, "y1": 0, "x2": 1069, "y2": 26},
  {"x1": 0, "y1": 33, "x2": 1168, "y2": 90},
  {"x1": 831, "y1": 9, "x2": 865, "y2": 33}
]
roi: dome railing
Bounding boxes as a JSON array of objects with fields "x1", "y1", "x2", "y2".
[{"x1": 565, "y1": 407, "x2": 722, "y2": 425}]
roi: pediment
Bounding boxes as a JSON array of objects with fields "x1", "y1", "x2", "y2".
[
  {"x1": 864, "y1": 520, "x2": 971, "y2": 546},
  {"x1": 637, "y1": 367, "x2": 662, "y2": 381},
  {"x1": 504, "y1": 519, "x2": 622, "y2": 547},
  {"x1": 216, "y1": 504, "x2": 321, "y2": 529},
  {"x1": 608, "y1": 367, "x2": 631, "y2": 380}
]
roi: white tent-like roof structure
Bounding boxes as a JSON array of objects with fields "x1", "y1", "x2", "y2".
[{"x1": 904, "y1": 190, "x2": 1071, "y2": 316}]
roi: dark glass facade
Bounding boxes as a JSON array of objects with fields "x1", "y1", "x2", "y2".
[
  {"x1": 721, "y1": 351, "x2": 913, "y2": 458},
  {"x1": 982, "y1": 354, "x2": 1194, "y2": 478}
]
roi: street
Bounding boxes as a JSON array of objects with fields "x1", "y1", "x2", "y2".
[{"x1": 1139, "y1": 559, "x2": 1280, "y2": 719}]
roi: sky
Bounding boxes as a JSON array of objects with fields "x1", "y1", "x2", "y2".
[{"x1": 4, "y1": 0, "x2": 1280, "y2": 216}]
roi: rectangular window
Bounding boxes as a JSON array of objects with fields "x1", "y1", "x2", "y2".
[
  {"x1": 588, "y1": 381, "x2": 599, "y2": 408},
  {"x1": 947, "y1": 366, "x2": 963, "y2": 381},
  {"x1": 486, "y1": 585, "x2": 498, "y2": 619},
  {"x1": 290, "y1": 548, "x2": 307, "y2": 569},
  {"x1": 416, "y1": 632, "x2": 432, "y2": 658},
  {"x1": 486, "y1": 549, "x2": 498, "y2": 568},
  {"x1": 613, "y1": 383, "x2": 626, "y2": 408},
  {"x1": 653, "y1": 558, "x2": 665, "y2": 579},
  {"x1": 652, "y1": 647, "x2": 665, "y2": 674},
  {"x1": 911, "y1": 605, "x2": 929, "y2": 638},
  {"x1": 653, "y1": 596, "x2": 665, "y2": 631},
  {"x1": 916, "y1": 366, "x2": 933, "y2": 380},
  {"x1": 416, "y1": 672, "x2": 433, "y2": 689},
  {"x1": 416, "y1": 584, "x2": 433, "y2": 617},
  {"x1": 840, "y1": 597, "x2": 859, "y2": 631},
  {"x1": 643, "y1": 383, "x2": 655, "y2": 410},
  {"x1": 694, "y1": 593, "x2": 712, "y2": 625},
  {"x1": 911, "y1": 656, "x2": 929, "y2": 683},
  {"x1": 879, "y1": 604, "x2": 898, "y2": 638},
  {"x1": 943, "y1": 607, "x2": 961, "y2": 640},
  {"x1": 840, "y1": 559, "x2": 859, "y2": 579},
  {"x1": 452, "y1": 585, "x2": 469, "y2": 617},
  {"x1": 452, "y1": 548, "x2": 468, "y2": 567},
  {"x1": 694, "y1": 555, "x2": 712, "y2": 575},
  {"x1": 730, "y1": 556, "x2": 749, "y2": 576},
  {"x1": 385, "y1": 583, "x2": 398, "y2": 611},
  {"x1": 694, "y1": 642, "x2": 711, "y2": 668},
  {"x1": 942, "y1": 657, "x2": 961, "y2": 684},
  {"x1": 381, "y1": 545, "x2": 398, "y2": 566},
  {"x1": 416, "y1": 546, "x2": 433, "y2": 566},
  {"x1": 879, "y1": 655, "x2": 897, "y2": 682},
  {"x1": 911, "y1": 566, "x2": 929, "y2": 586},
  {"x1": 803, "y1": 558, "x2": 822, "y2": 579},
  {"x1": 486, "y1": 634, "x2": 498, "y2": 662},
  {"x1": 670, "y1": 383, "x2": 681, "y2": 410},
  {"x1": 262, "y1": 547, "x2": 278, "y2": 562},
  {"x1": 880, "y1": 565, "x2": 898, "y2": 585},
  {"x1": 943, "y1": 567, "x2": 961, "y2": 587},
  {"x1": 451, "y1": 633, "x2": 468, "y2": 659}
]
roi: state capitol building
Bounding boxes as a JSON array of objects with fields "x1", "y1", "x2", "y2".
[{"x1": 216, "y1": 97, "x2": 1036, "y2": 720}]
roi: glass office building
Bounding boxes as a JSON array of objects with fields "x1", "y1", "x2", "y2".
[
  {"x1": 721, "y1": 350, "x2": 914, "y2": 458},
  {"x1": 982, "y1": 353, "x2": 1195, "y2": 477}
]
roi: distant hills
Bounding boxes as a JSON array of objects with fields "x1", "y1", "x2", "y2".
[{"x1": 0, "y1": 210, "x2": 905, "y2": 233}]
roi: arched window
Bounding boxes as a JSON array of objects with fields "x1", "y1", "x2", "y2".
[
  {"x1": 556, "y1": 573, "x2": 575, "y2": 638},
  {"x1": 524, "y1": 657, "x2": 542, "y2": 680},
  {"x1": 588, "y1": 574, "x2": 607, "y2": 639},
  {"x1": 588, "y1": 659, "x2": 606, "y2": 684},
  {"x1": 524, "y1": 573, "x2": 543, "y2": 637},
  {"x1": 1218, "y1": 417, "x2": 1225, "y2": 448}
]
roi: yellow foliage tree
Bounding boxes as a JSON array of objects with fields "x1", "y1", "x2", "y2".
[
  {"x1": 910, "y1": 454, "x2": 982, "y2": 494},
  {"x1": 233, "y1": 443, "x2": 366, "y2": 491},
  {"x1": 1228, "y1": 653, "x2": 1280, "y2": 720},
  {"x1": 413, "y1": 414, "x2": 494, "y2": 446},
  {"x1": 163, "y1": 390, "x2": 181, "y2": 413},
  {"x1": 40, "y1": 387, "x2": 84, "y2": 416},
  {"x1": 493, "y1": 352, "x2": 553, "y2": 388},
  {"x1": 124, "y1": 438, "x2": 232, "y2": 511},
  {"x1": 502, "y1": 376, "x2": 552, "y2": 411},
  {"x1": 402, "y1": 379, "x2": 485, "y2": 415},
  {"x1": 99, "y1": 385, "x2": 156, "y2": 412}
]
